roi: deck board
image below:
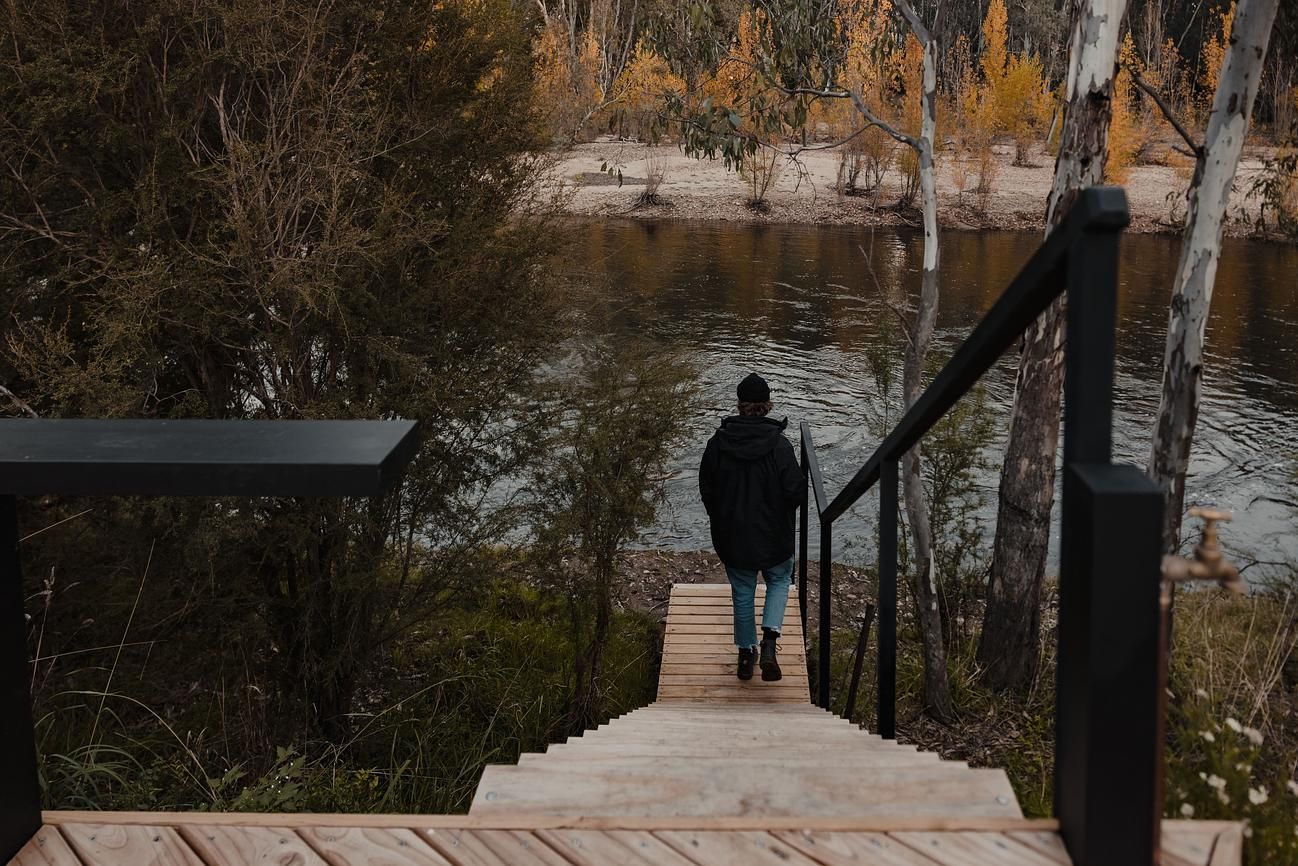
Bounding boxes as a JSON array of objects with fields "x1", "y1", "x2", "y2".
[
  {"x1": 656, "y1": 830, "x2": 823, "y2": 866},
  {"x1": 11, "y1": 818, "x2": 1247, "y2": 866},
  {"x1": 300, "y1": 827, "x2": 454, "y2": 866},
  {"x1": 178, "y1": 824, "x2": 328, "y2": 866},
  {"x1": 535, "y1": 830, "x2": 700, "y2": 866},
  {"x1": 421, "y1": 830, "x2": 569, "y2": 866},
  {"x1": 9, "y1": 829, "x2": 81, "y2": 866},
  {"x1": 890, "y1": 831, "x2": 1066, "y2": 865},
  {"x1": 60, "y1": 824, "x2": 203, "y2": 866},
  {"x1": 775, "y1": 829, "x2": 944, "y2": 865}
]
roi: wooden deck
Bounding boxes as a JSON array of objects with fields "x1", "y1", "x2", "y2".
[
  {"x1": 9, "y1": 583, "x2": 1243, "y2": 866},
  {"x1": 13, "y1": 813, "x2": 1244, "y2": 865}
]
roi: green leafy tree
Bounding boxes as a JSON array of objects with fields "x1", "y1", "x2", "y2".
[
  {"x1": 531, "y1": 344, "x2": 695, "y2": 732},
  {"x1": 1, "y1": 0, "x2": 565, "y2": 741}
]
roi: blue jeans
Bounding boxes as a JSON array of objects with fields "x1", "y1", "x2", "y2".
[{"x1": 725, "y1": 557, "x2": 794, "y2": 649}]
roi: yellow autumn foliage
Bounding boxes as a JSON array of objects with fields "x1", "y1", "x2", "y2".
[
  {"x1": 702, "y1": 9, "x2": 765, "y2": 119},
  {"x1": 1106, "y1": 32, "x2": 1141, "y2": 183},
  {"x1": 973, "y1": 0, "x2": 1051, "y2": 166},
  {"x1": 533, "y1": 22, "x2": 602, "y2": 143},
  {"x1": 1198, "y1": 2, "x2": 1235, "y2": 122},
  {"x1": 951, "y1": 33, "x2": 999, "y2": 206},
  {"x1": 832, "y1": 0, "x2": 903, "y2": 195},
  {"x1": 980, "y1": 0, "x2": 1009, "y2": 87},
  {"x1": 611, "y1": 41, "x2": 685, "y2": 140},
  {"x1": 891, "y1": 34, "x2": 925, "y2": 207},
  {"x1": 698, "y1": 10, "x2": 785, "y2": 205}
]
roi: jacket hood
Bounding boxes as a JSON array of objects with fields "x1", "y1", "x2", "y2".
[{"x1": 715, "y1": 415, "x2": 789, "y2": 461}]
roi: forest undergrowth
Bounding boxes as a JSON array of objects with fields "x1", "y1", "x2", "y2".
[{"x1": 33, "y1": 573, "x2": 658, "y2": 815}]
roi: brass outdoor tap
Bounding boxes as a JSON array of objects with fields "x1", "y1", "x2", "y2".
[{"x1": 1161, "y1": 506, "x2": 1244, "y2": 592}]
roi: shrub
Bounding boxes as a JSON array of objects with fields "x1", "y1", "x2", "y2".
[{"x1": 1252, "y1": 148, "x2": 1298, "y2": 237}]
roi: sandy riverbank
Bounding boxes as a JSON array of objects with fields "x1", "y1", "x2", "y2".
[{"x1": 553, "y1": 139, "x2": 1279, "y2": 237}]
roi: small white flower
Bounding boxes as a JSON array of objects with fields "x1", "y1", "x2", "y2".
[
  {"x1": 1195, "y1": 688, "x2": 1209, "y2": 699},
  {"x1": 1243, "y1": 726, "x2": 1264, "y2": 746},
  {"x1": 1180, "y1": 802, "x2": 1195, "y2": 817},
  {"x1": 1217, "y1": 789, "x2": 1231, "y2": 805},
  {"x1": 1199, "y1": 771, "x2": 1209, "y2": 781},
  {"x1": 1235, "y1": 763, "x2": 1252, "y2": 774},
  {"x1": 1225, "y1": 717, "x2": 1243, "y2": 733},
  {"x1": 1249, "y1": 787, "x2": 1268, "y2": 805},
  {"x1": 1286, "y1": 779, "x2": 1298, "y2": 797},
  {"x1": 1201, "y1": 730, "x2": 1216, "y2": 743},
  {"x1": 1207, "y1": 774, "x2": 1227, "y2": 790}
]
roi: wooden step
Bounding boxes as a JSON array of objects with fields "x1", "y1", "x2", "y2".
[
  {"x1": 471, "y1": 764, "x2": 1023, "y2": 818},
  {"x1": 539, "y1": 737, "x2": 934, "y2": 758},
  {"x1": 517, "y1": 751, "x2": 949, "y2": 769}
]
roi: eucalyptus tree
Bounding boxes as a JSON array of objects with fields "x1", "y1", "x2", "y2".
[
  {"x1": 660, "y1": 0, "x2": 955, "y2": 719},
  {"x1": 1148, "y1": 0, "x2": 1280, "y2": 551},
  {"x1": 978, "y1": 0, "x2": 1131, "y2": 690},
  {"x1": 531, "y1": 345, "x2": 695, "y2": 733}
]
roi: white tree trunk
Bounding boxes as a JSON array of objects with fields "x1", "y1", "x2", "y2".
[
  {"x1": 1148, "y1": 0, "x2": 1279, "y2": 551},
  {"x1": 901, "y1": 31, "x2": 954, "y2": 721},
  {"x1": 849, "y1": 0, "x2": 953, "y2": 718},
  {"x1": 978, "y1": 0, "x2": 1129, "y2": 691}
]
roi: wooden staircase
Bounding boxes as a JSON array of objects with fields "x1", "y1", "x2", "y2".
[
  {"x1": 8, "y1": 582, "x2": 1244, "y2": 865},
  {"x1": 470, "y1": 584, "x2": 1021, "y2": 821}
]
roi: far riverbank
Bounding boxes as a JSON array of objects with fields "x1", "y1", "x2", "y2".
[{"x1": 552, "y1": 140, "x2": 1287, "y2": 239}]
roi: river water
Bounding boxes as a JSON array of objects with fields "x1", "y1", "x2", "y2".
[{"x1": 565, "y1": 221, "x2": 1298, "y2": 578}]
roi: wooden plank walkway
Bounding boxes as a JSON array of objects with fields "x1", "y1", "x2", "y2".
[
  {"x1": 13, "y1": 814, "x2": 1244, "y2": 866},
  {"x1": 472, "y1": 584, "x2": 1019, "y2": 820},
  {"x1": 8, "y1": 583, "x2": 1244, "y2": 865},
  {"x1": 659, "y1": 583, "x2": 809, "y2": 702}
]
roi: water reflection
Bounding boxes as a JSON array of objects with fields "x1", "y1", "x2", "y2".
[{"x1": 568, "y1": 220, "x2": 1298, "y2": 574}]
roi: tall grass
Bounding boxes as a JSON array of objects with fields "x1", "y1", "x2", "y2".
[
  {"x1": 33, "y1": 578, "x2": 659, "y2": 814},
  {"x1": 812, "y1": 581, "x2": 1298, "y2": 863}
]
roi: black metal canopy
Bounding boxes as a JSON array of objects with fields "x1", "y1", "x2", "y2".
[{"x1": 0, "y1": 419, "x2": 420, "y2": 497}]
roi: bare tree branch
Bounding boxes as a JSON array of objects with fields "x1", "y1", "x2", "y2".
[
  {"x1": 848, "y1": 89, "x2": 922, "y2": 152},
  {"x1": 893, "y1": 0, "x2": 933, "y2": 45},
  {"x1": 0, "y1": 383, "x2": 38, "y2": 417},
  {"x1": 1128, "y1": 65, "x2": 1203, "y2": 158},
  {"x1": 777, "y1": 82, "x2": 921, "y2": 152}
]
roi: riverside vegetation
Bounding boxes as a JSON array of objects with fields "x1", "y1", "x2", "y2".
[{"x1": 3, "y1": 0, "x2": 1297, "y2": 864}]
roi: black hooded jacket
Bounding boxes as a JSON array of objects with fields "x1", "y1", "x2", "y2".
[{"x1": 698, "y1": 415, "x2": 803, "y2": 570}]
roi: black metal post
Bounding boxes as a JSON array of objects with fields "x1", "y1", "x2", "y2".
[
  {"x1": 1054, "y1": 216, "x2": 1161, "y2": 866},
  {"x1": 817, "y1": 522, "x2": 832, "y2": 709},
  {"x1": 1, "y1": 496, "x2": 41, "y2": 864},
  {"x1": 798, "y1": 443, "x2": 809, "y2": 636},
  {"x1": 843, "y1": 603, "x2": 875, "y2": 724},
  {"x1": 1061, "y1": 231, "x2": 1118, "y2": 469},
  {"x1": 1055, "y1": 465, "x2": 1163, "y2": 866},
  {"x1": 877, "y1": 458, "x2": 898, "y2": 739}
]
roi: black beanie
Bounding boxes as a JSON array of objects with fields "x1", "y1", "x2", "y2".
[{"x1": 737, "y1": 372, "x2": 770, "y2": 403}]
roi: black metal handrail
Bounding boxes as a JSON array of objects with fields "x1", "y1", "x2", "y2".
[
  {"x1": 0, "y1": 421, "x2": 419, "y2": 864},
  {"x1": 796, "y1": 186, "x2": 1164, "y2": 866}
]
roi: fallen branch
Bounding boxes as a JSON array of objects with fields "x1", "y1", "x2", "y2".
[{"x1": 0, "y1": 383, "x2": 38, "y2": 417}]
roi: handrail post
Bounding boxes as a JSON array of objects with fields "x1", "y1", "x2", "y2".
[
  {"x1": 817, "y1": 522, "x2": 832, "y2": 709},
  {"x1": 798, "y1": 440, "x2": 809, "y2": 637},
  {"x1": 1, "y1": 496, "x2": 41, "y2": 864},
  {"x1": 1055, "y1": 220, "x2": 1161, "y2": 866},
  {"x1": 877, "y1": 459, "x2": 898, "y2": 739},
  {"x1": 843, "y1": 603, "x2": 875, "y2": 724}
]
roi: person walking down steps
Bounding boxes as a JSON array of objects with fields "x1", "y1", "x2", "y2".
[{"x1": 698, "y1": 373, "x2": 803, "y2": 682}]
